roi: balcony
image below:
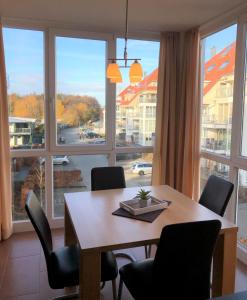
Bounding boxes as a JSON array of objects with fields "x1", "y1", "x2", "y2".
[{"x1": 9, "y1": 127, "x2": 31, "y2": 135}]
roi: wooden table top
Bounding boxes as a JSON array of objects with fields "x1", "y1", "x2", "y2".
[{"x1": 64, "y1": 185, "x2": 237, "y2": 252}]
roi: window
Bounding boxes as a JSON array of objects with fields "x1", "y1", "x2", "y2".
[
  {"x1": 11, "y1": 157, "x2": 45, "y2": 221},
  {"x1": 200, "y1": 21, "x2": 247, "y2": 263},
  {"x1": 53, "y1": 154, "x2": 108, "y2": 217},
  {"x1": 116, "y1": 39, "x2": 159, "y2": 147},
  {"x1": 116, "y1": 153, "x2": 153, "y2": 187},
  {"x1": 201, "y1": 25, "x2": 236, "y2": 156},
  {"x1": 3, "y1": 28, "x2": 45, "y2": 222},
  {"x1": 55, "y1": 37, "x2": 106, "y2": 145},
  {"x1": 4, "y1": 28, "x2": 45, "y2": 150},
  {"x1": 3, "y1": 27, "x2": 160, "y2": 227}
]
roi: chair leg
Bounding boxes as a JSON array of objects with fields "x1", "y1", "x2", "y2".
[
  {"x1": 145, "y1": 245, "x2": 148, "y2": 258},
  {"x1": 112, "y1": 279, "x2": 117, "y2": 300},
  {"x1": 118, "y1": 278, "x2": 123, "y2": 300},
  {"x1": 145, "y1": 245, "x2": 149, "y2": 258},
  {"x1": 114, "y1": 252, "x2": 136, "y2": 262}
]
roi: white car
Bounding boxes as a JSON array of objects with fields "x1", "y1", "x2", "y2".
[
  {"x1": 40, "y1": 156, "x2": 70, "y2": 165},
  {"x1": 132, "y1": 162, "x2": 152, "y2": 176},
  {"x1": 53, "y1": 155, "x2": 70, "y2": 165}
]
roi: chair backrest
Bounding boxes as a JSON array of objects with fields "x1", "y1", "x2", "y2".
[
  {"x1": 199, "y1": 175, "x2": 234, "y2": 216},
  {"x1": 152, "y1": 220, "x2": 221, "y2": 300},
  {"x1": 91, "y1": 166, "x2": 126, "y2": 191},
  {"x1": 25, "y1": 190, "x2": 53, "y2": 259}
]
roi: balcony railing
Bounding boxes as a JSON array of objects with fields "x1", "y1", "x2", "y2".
[
  {"x1": 9, "y1": 127, "x2": 31, "y2": 135},
  {"x1": 202, "y1": 115, "x2": 232, "y2": 125}
]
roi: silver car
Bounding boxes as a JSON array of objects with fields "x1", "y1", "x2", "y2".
[{"x1": 132, "y1": 162, "x2": 152, "y2": 176}]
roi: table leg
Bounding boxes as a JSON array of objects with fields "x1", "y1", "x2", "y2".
[
  {"x1": 79, "y1": 250, "x2": 101, "y2": 300},
  {"x1": 212, "y1": 230, "x2": 237, "y2": 297},
  {"x1": 64, "y1": 203, "x2": 77, "y2": 246}
]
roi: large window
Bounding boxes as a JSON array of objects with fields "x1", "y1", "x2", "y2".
[
  {"x1": 3, "y1": 27, "x2": 160, "y2": 226},
  {"x1": 4, "y1": 28, "x2": 45, "y2": 150},
  {"x1": 200, "y1": 21, "x2": 247, "y2": 263}
]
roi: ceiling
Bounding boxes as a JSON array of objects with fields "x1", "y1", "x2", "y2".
[{"x1": 0, "y1": 0, "x2": 246, "y2": 34}]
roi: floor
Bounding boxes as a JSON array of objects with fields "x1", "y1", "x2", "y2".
[{"x1": 0, "y1": 229, "x2": 247, "y2": 300}]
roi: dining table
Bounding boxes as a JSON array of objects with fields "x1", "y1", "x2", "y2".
[{"x1": 64, "y1": 185, "x2": 238, "y2": 300}]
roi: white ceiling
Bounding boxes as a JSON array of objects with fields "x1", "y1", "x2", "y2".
[{"x1": 0, "y1": 0, "x2": 246, "y2": 34}]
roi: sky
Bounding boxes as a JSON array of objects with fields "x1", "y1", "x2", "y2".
[
  {"x1": 3, "y1": 24, "x2": 237, "y2": 106},
  {"x1": 203, "y1": 24, "x2": 237, "y2": 61},
  {"x1": 3, "y1": 28, "x2": 159, "y2": 106}
]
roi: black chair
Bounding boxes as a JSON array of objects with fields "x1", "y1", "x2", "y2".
[
  {"x1": 118, "y1": 220, "x2": 221, "y2": 300},
  {"x1": 199, "y1": 175, "x2": 234, "y2": 217},
  {"x1": 25, "y1": 191, "x2": 118, "y2": 300},
  {"x1": 91, "y1": 166, "x2": 126, "y2": 191},
  {"x1": 91, "y1": 166, "x2": 141, "y2": 261}
]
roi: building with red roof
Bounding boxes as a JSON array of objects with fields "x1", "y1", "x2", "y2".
[{"x1": 116, "y1": 42, "x2": 236, "y2": 151}]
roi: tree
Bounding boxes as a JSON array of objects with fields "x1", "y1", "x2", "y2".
[
  {"x1": 12, "y1": 94, "x2": 44, "y2": 120},
  {"x1": 56, "y1": 100, "x2": 65, "y2": 120}
]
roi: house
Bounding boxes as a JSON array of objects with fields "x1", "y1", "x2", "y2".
[{"x1": 9, "y1": 116, "x2": 35, "y2": 147}]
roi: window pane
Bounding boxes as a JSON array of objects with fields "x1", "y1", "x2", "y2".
[
  {"x1": 237, "y1": 169, "x2": 247, "y2": 249},
  {"x1": 116, "y1": 153, "x2": 153, "y2": 187},
  {"x1": 53, "y1": 155, "x2": 108, "y2": 217},
  {"x1": 12, "y1": 157, "x2": 45, "y2": 221},
  {"x1": 56, "y1": 37, "x2": 106, "y2": 145},
  {"x1": 3, "y1": 28, "x2": 45, "y2": 150},
  {"x1": 201, "y1": 25, "x2": 237, "y2": 156},
  {"x1": 200, "y1": 158, "x2": 230, "y2": 192},
  {"x1": 116, "y1": 39, "x2": 159, "y2": 147},
  {"x1": 241, "y1": 40, "x2": 247, "y2": 156}
]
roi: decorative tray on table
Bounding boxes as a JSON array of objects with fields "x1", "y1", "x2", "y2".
[{"x1": 120, "y1": 196, "x2": 170, "y2": 216}]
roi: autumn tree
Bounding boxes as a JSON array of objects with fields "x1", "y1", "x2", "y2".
[
  {"x1": 11, "y1": 94, "x2": 44, "y2": 120},
  {"x1": 8, "y1": 93, "x2": 101, "y2": 127},
  {"x1": 56, "y1": 100, "x2": 65, "y2": 120}
]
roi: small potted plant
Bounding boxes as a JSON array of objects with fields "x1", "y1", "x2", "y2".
[{"x1": 136, "y1": 188, "x2": 151, "y2": 207}]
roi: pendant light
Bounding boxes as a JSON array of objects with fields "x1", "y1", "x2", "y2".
[{"x1": 106, "y1": 0, "x2": 143, "y2": 84}]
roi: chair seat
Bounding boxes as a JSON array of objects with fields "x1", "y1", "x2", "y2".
[
  {"x1": 50, "y1": 245, "x2": 118, "y2": 289},
  {"x1": 119, "y1": 258, "x2": 154, "y2": 300}
]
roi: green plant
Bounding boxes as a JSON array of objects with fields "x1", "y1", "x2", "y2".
[{"x1": 136, "y1": 188, "x2": 151, "y2": 201}]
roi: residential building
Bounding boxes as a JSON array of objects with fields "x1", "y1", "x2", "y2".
[
  {"x1": 116, "y1": 69, "x2": 158, "y2": 146},
  {"x1": 9, "y1": 116, "x2": 35, "y2": 148}
]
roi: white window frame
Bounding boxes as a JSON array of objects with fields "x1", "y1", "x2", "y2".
[
  {"x1": 200, "y1": 12, "x2": 247, "y2": 264},
  {"x1": 2, "y1": 19, "x2": 159, "y2": 232}
]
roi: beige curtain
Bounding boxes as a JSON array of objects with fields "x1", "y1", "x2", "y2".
[
  {"x1": 0, "y1": 23, "x2": 12, "y2": 240},
  {"x1": 152, "y1": 29, "x2": 201, "y2": 200}
]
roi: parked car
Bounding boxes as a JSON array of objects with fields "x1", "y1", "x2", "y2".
[
  {"x1": 40, "y1": 155, "x2": 70, "y2": 165},
  {"x1": 88, "y1": 139, "x2": 106, "y2": 144},
  {"x1": 85, "y1": 131, "x2": 100, "y2": 139},
  {"x1": 59, "y1": 136, "x2": 66, "y2": 144},
  {"x1": 53, "y1": 155, "x2": 70, "y2": 165},
  {"x1": 132, "y1": 162, "x2": 152, "y2": 176}
]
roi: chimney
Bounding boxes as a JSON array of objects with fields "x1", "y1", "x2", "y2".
[{"x1": 210, "y1": 46, "x2": 216, "y2": 58}]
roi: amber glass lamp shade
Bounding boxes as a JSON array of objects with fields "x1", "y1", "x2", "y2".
[
  {"x1": 129, "y1": 60, "x2": 143, "y2": 83},
  {"x1": 107, "y1": 62, "x2": 122, "y2": 83},
  {"x1": 110, "y1": 74, "x2": 123, "y2": 83}
]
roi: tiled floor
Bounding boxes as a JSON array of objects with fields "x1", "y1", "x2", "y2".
[{"x1": 0, "y1": 229, "x2": 247, "y2": 300}]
